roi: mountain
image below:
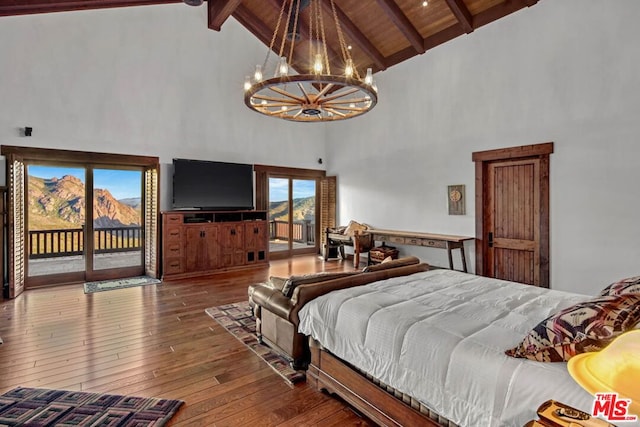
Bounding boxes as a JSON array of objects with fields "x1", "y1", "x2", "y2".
[
  {"x1": 28, "y1": 175, "x2": 141, "y2": 230},
  {"x1": 269, "y1": 196, "x2": 315, "y2": 222}
]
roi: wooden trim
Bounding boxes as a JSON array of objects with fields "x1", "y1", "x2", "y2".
[
  {"x1": 0, "y1": 0, "x2": 180, "y2": 17},
  {"x1": 253, "y1": 164, "x2": 326, "y2": 179},
  {"x1": 474, "y1": 160, "x2": 485, "y2": 277},
  {"x1": 471, "y1": 142, "x2": 554, "y2": 162},
  {"x1": 309, "y1": 345, "x2": 442, "y2": 427},
  {"x1": 538, "y1": 154, "x2": 551, "y2": 288},
  {"x1": 1, "y1": 145, "x2": 158, "y2": 167}
]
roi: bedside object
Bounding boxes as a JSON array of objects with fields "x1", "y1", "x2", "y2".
[
  {"x1": 531, "y1": 399, "x2": 616, "y2": 427},
  {"x1": 568, "y1": 330, "x2": 640, "y2": 420}
]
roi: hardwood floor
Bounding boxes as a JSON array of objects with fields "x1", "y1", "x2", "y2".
[{"x1": 0, "y1": 255, "x2": 372, "y2": 426}]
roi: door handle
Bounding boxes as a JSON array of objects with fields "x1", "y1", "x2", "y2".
[{"x1": 488, "y1": 232, "x2": 493, "y2": 248}]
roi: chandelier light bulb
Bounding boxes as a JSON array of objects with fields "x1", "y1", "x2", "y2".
[
  {"x1": 278, "y1": 57, "x2": 289, "y2": 77},
  {"x1": 344, "y1": 59, "x2": 354, "y2": 78},
  {"x1": 254, "y1": 64, "x2": 263, "y2": 82},
  {"x1": 364, "y1": 68, "x2": 373, "y2": 85},
  {"x1": 243, "y1": 76, "x2": 252, "y2": 91},
  {"x1": 313, "y1": 54, "x2": 324, "y2": 74}
]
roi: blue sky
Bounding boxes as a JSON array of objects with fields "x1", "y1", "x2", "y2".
[
  {"x1": 28, "y1": 165, "x2": 142, "y2": 200},
  {"x1": 269, "y1": 178, "x2": 316, "y2": 202}
]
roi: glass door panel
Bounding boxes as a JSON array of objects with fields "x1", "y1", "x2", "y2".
[
  {"x1": 292, "y1": 179, "x2": 316, "y2": 251},
  {"x1": 26, "y1": 165, "x2": 87, "y2": 277},
  {"x1": 268, "y1": 177, "x2": 289, "y2": 254},
  {"x1": 92, "y1": 168, "x2": 144, "y2": 271},
  {"x1": 268, "y1": 177, "x2": 317, "y2": 258}
]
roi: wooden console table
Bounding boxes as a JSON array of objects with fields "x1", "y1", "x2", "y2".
[{"x1": 355, "y1": 229, "x2": 474, "y2": 272}]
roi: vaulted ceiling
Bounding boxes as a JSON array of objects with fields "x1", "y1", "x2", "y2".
[{"x1": 0, "y1": 0, "x2": 540, "y2": 74}]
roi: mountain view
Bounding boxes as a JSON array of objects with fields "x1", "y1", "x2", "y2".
[
  {"x1": 28, "y1": 175, "x2": 141, "y2": 230},
  {"x1": 269, "y1": 196, "x2": 315, "y2": 222}
]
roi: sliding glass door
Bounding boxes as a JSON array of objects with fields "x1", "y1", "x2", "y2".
[
  {"x1": 268, "y1": 176, "x2": 317, "y2": 259},
  {"x1": 25, "y1": 163, "x2": 145, "y2": 286}
]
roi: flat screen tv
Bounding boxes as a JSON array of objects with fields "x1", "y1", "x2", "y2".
[{"x1": 172, "y1": 159, "x2": 254, "y2": 210}]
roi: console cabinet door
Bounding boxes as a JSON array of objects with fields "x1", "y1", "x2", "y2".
[
  {"x1": 185, "y1": 225, "x2": 220, "y2": 272},
  {"x1": 202, "y1": 224, "x2": 219, "y2": 270},
  {"x1": 221, "y1": 223, "x2": 244, "y2": 267},
  {"x1": 185, "y1": 227, "x2": 204, "y2": 272},
  {"x1": 245, "y1": 221, "x2": 268, "y2": 264}
]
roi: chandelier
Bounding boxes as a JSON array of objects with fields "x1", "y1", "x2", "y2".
[{"x1": 243, "y1": 0, "x2": 378, "y2": 122}]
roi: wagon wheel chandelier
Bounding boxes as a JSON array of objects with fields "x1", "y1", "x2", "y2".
[{"x1": 243, "y1": 0, "x2": 378, "y2": 122}]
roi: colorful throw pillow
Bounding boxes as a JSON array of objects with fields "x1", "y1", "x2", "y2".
[
  {"x1": 505, "y1": 294, "x2": 640, "y2": 362},
  {"x1": 599, "y1": 276, "x2": 640, "y2": 296}
]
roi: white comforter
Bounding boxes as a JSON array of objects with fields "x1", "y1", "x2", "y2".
[{"x1": 298, "y1": 269, "x2": 602, "y2": 427}]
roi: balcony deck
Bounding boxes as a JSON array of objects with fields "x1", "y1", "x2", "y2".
[
  {"x1": 28, "y1": 251, "x2": 143, "y2": 276},
  {"x1": 28, "y1": 241, "x2": 315, "y2": 277}
]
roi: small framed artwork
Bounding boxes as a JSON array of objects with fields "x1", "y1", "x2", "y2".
[{"x1": 448, "y1": 185, "x2": 465, "y2": 215}]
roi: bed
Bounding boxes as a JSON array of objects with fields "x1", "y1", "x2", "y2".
[{"x1": 298, "y1": 269, "x2": 640, "y2": 427}]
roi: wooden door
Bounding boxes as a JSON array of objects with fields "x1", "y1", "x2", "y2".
[{"x1": 473, "y1": 143, "x2": 552, "y2": 287}]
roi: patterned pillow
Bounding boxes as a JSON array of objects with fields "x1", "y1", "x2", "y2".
[
  {"x1": 599, "y1": 276, "x2": 640, "y2": 296},
  {"x1": 505, "y1": 294, "x2": 640, "y2": 362}
]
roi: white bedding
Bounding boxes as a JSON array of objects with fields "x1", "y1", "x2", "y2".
[{"x1": 298, "y1": 269, "x2": 607, "y2": 427}]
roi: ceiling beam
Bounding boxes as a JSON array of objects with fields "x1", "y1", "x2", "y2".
[
  {"x1": 232, "y1": 4, "x2": 276, "y2": 49},
  {"x1": 374, "y1": 0, "x2": 424, "y2": 54},
  {"x1": 208, "y1": 0, "x2": 243, "y2": 31},
  {"x1": 444, "y1": 0, "x2": 473, "y2": 34},
  {"x1": 319, "y1": 0, "x2": 387, "y2": 71},
  {"x1": 0, "y1": 0, "x2": 180, "y2": 16}
]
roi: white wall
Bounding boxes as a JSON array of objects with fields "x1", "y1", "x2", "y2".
[
  {"x1": 0, "y1": 4, "x2": 327, "y2": 210},
  {"x1": 1, "y1": 1, "x2": 638, "y2": 295},
  {"x1": 326, "y1": 0, "x2": 640, "y2": 295}
]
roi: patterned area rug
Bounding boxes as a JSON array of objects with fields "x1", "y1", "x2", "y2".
[
  {"x1": 84, "y1": 276, "x2": 161, "y2": 294},
  {"x1": 0, "y1": 387, "x2": 183, "y2": 426},
  {"x1": 205, "y1": 301, "x2": 306, "y2": 385}
]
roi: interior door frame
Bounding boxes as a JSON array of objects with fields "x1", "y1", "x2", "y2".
[
  {"x1": 472, "y1": 142, "x2": 553, "y2": 286},
  {"x1": 2, "y1": 145, "x2": 160, "y2": 293}
]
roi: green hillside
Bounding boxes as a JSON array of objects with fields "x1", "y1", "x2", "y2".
[{"x1": 269, "y1": 196, "x2": 315, "y2": 222}]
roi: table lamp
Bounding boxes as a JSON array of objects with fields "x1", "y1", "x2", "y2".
[{"x1": 568, "y1": 329, "x2": 640, "y2": 417}]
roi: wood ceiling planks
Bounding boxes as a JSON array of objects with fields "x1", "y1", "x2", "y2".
[{"x1": 0, "y1": 0, "x2": 543, "y2": 75}]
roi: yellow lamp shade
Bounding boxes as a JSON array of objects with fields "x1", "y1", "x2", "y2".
[{"x1": 568, "y1": 329, "x2": 640, "y2": 416}]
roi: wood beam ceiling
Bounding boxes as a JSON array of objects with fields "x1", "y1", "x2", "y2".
[
  {"x1": 444, "y1": 0, "x2": 474, "y2": 34},
  {"x1": 374, "y1": 0, "x2": 425, "y2": 54},
  {"x1": 0, "y1": 0, "x2": 179, "y2": 16},
  {"x1": 208, "y1": 0, "x2": 242, "y2": 31},
  {"x1": 319, "y1": 0, "x2": 387, "y2": 71}
]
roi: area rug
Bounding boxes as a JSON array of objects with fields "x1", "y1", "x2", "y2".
[
  {"x1": 84, "y1": 276, "x2": 161, "y2": 294},
  {"x1": 0, "y1": 387, "x2": 183, "y2": 426},
  {"x1": 205, "y1": 301, "x2": 306, "y2": 385}
]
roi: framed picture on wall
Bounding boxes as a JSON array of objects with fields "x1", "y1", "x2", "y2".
[{"x1": 448, "y1": 185, "x2": 465, "y2": 215}]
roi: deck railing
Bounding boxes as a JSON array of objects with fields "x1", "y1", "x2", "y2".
[
  {"x1": 28, "y1": 226, "x2": 143, "y2": 259},
  {"x1": 269, "y1": 220, "x2": 315, "y2": 245}
]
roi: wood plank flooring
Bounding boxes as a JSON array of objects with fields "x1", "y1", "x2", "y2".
[{"x1": 0, "y1": 255, "x2": 372, "y2": 426}]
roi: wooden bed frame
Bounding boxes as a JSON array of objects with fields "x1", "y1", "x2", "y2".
[{"x1": 307, "y1": 339, "x2": 445, "y2": 427}]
